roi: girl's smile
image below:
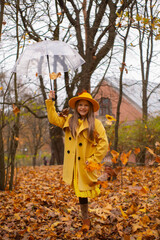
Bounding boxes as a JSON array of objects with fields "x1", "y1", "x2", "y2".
[{"x1": 77, "y1": 100, "x2": 89, "y2": 118}]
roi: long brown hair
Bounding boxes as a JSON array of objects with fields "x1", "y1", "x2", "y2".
[{"x1": 69, "y1": 100, "x2": 95, "y2": 140}]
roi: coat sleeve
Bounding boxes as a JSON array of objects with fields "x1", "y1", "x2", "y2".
[
  {"x1": 87, "y1": 119, "x2": 109, "y2": 164},
  {"x1": 45, "y1": 99, "x2": 66, "y2": 128}
]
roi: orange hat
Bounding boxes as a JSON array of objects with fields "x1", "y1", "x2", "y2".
[{"x1": 69, "y1": 91, "x2": 99, "y2": 112}]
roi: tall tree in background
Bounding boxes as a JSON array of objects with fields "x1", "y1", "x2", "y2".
[
  {"x1": 134, "y1": 0, "x2": 160, "y2": 164},
  {"x1": 0, "y1": 0, "x2": 5, "y2": 41},
  {"x1": 113, "y1": 2, "x2": 134, "y2": 152}
]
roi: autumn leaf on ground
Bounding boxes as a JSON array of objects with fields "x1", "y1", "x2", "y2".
[
  {"x1": 0, "y1": 165, "x2": 159, "y2": 239},
  {"x1": 97, "y1": 180, "x2": 108, "y2": 188},
  {"x1": 12, "y1": 104, "x2": 20, "y2": 115},
  {"x1": 49, "y1": 72, "x2": 61, "y2": 80},
  {"x1": 119, "y1": 206, "x2": 128, "y2": 219}
]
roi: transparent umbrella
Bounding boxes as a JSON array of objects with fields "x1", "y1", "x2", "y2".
[{"x1": 13, "y1": 40, "x2": 85, "y2": 90}]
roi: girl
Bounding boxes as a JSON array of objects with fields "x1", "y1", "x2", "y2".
[{"x1": 45, "y1": 90, "x2": 108, "y2": 231}]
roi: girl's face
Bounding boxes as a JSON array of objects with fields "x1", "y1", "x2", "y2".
[{"x1": 77, "y1": 100, "x2": 90, "y2": 119}]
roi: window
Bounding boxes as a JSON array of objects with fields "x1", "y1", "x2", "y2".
[{"x1": 99, "y1": 97, "x2": 112, "y2": 116}]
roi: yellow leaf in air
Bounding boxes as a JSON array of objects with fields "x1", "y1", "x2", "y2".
[
  {"x1": 111, "y1": 150, "x2": 119, "y2": 163},
  {"x1": 13, "y1": 104, "x2": 20, "y2": 115},
  {"x1": 134, "y1": 147, "x2": 140, "y2": 155},
  {"x1": 106, "y1": 114, "x2": 116, "y2": 121},
  {"x1": 57, "y1": 12, "x2": 62, "y2": 15},
  {"x1": 111, "y1": 157, "x2": 117, "y2": 164},
  {"x1": 50, "y1": 72, "x2": 61, "y2": 80},
  {"x1": 111, "y1": 150, "x2": 119, "y2": 159},
  {"x1": 120, "y1": 150, "x2": 131, "y2": 165},
  {"x1": 0, "y1": 87, "x2": 3, "y2": 90},
  {"x1": 146, "y1": 147, "x2": 155, "y2": 156}
]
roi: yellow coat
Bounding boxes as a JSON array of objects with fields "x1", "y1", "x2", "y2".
[{"x1": 45, "y1": 99, "x2": 109, "y2": 191}]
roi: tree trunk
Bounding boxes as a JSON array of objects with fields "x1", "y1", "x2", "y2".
[
  {"x1": 0, "y1": 127, "x2": 5, "y2": 191},
  {"x1": 32, "y1": 156, "x2": 36, "y2": 167},
  {"x1": 0, "y1": 1, "x2": 5, "y2": 41},
  {"x1": 49, "y1": 124, "x2": 64, "y2": 165},
  {"x1": 9, "y1": 117, "x2": 20, "y2": 191}
]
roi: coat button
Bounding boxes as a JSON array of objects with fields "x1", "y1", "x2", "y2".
[
  {"x1": 67, "y1": 150, "x2": 70, "y2": 154},
  {"x1": 69, "y1": 137, "x2": 72, "y2": 140},
  {"x1": 78, "y1": 157, "x2": 81, "y2": 160},
  {"x1": 79, "y1": 143, "x2": 82, "y2": 146}
]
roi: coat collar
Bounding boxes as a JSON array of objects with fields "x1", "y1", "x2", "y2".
[{"x1": 63, "y1": 115, "x2": 89, "y2": 136}]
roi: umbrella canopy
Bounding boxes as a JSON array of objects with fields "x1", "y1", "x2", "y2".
[{"x1": 13, "y1": 40, "x2": 85, "y2": 76}]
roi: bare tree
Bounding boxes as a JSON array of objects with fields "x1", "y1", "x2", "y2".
[
  {"x1": 134, "y1": 0, "x2": 160, "y2": 164},
  {"x1": 0, "y1": 0, "x2": 5, "y2": 41},
  {"x1": 113, "y1": 2, "x2": 134, "y2": 152}
]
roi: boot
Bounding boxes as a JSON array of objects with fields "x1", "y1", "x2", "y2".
[
  {"x1": 81, "y1": 218, "x2": 91, "y2": 232},
  {"x1": 80, "y1": 203, "x2": 91, "y2": 232}
]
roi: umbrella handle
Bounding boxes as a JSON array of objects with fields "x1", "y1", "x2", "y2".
[
  {"x1": 46, "y1": 54, "x2": 54, "y2": 91},
  {"x1": 52, "y1": 94, "x2": 57, "y2": 101}
]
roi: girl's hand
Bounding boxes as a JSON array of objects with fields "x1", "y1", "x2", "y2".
[{"x1": 48, "y1": 90, "x2": 55, "y2": 100}]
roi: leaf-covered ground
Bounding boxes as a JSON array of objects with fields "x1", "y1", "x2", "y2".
[{"x1": 0, "y1": 165, "x2": 160, "y2": 240}]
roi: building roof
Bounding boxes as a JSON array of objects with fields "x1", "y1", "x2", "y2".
[{"x1": 94, "y1": 77, "x2": 160, "y2": 116}]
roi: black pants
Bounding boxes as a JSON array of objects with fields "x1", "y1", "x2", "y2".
[{"x1": 79, "y1": 197, "x2": 88, "y2": 204}]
